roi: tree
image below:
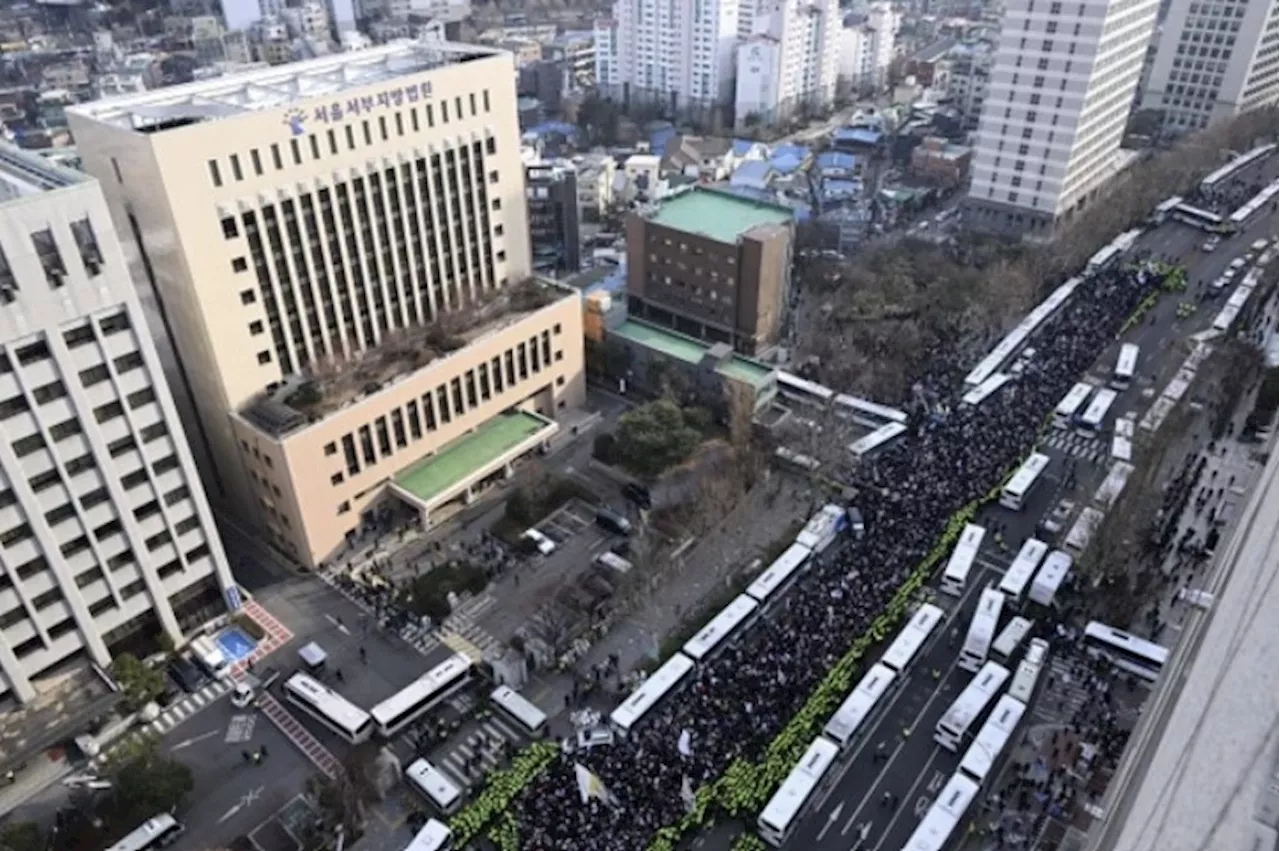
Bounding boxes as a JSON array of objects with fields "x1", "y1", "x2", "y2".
[
  {"x1": 110, "y1": 653, "x2": 165, "y2": 711},
  {"x1": 101, "y1": 738, "x2": 194, "y2": 833},
  {"x1": 612, "y1": 399, "x2": 703, "y2": 478},
  {"x1": 0, "y1": 822, "x2": 44, "y2": 851}
]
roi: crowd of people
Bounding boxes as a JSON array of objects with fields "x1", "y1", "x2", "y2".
[{"x1": 508, "y1": 258, "x2": 1171, "y2": 849}]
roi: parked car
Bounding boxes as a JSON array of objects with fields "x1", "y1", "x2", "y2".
[
  {"x1": 230, "y1": 682, "x2": 255, "y2": 709},
  {"x1": 1202, "y1": 236, "x2": 1221, "y2": 252},
  {"x1": 622, "y1": 482, "x2": 652, "y2": 509},
  {"x1": 1041, "y1": 498, "x2": 1076, "y2": 537},
  {"x1": 166, "y1": 657, "x2": 210, "y2": 693},
  {"x1": 595, "y1": 506, "x2": 633, "y2": 535},
  {"x1": 521, "y1": 528, "x2": 557, "y2": 556}
]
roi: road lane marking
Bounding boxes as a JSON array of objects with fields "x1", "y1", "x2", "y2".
[
  {"x1": 868, "y1": 751, "x2": 942, "y2": 851},
  {"x1": 817, "y1": 802, "x2": 844, "y2": 841},
  {"x1": 324, "y1": 614, "x2": 351, "y2": 635},
  {"x1": 171, "y1": 729, "x2": 221, "y2": 751},
  {"x1": 812, "y1": 564, "x2": 1001, "y2": 831}
]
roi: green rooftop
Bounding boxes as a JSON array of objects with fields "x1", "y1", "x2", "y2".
[
  {"x1": 649, "y1": 188, "x2": 793, "y2": 244},
  {"x1": 394, "y1": 411, "x2": 551, "y2": 502},
  {"x1": 612, "y1": 319, "x2": 776, "y2": 390}
]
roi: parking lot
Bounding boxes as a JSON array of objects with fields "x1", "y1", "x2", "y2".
[{"x1": 533, "y1": 498, "x2": 604, "y2": 548}]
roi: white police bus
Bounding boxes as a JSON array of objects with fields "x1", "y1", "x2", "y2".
[
  {"x1": 284, "y1": 673, "x2": 374, "y2": 744},
  {"x1": 1112, "y1": 343, "x2": 1139, "y2": 390},
  {"x1": 935, "y1": 661, "x2": 1010, "y2": 752},
  {"x1": 959, "y1": 588, "x2": 1005, "y2": 672},
  {"x1": 757, "y1": 737, "x2": 840, "y2": 847},
  {"x1": 940, "y1": 524, "x2": 986, "y2": 597},
  {"x1": 1000, "y1": 453, "x2": 1051, "y2": 511}
]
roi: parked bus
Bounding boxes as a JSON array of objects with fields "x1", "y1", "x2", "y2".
[
  {"x1": 1028, "y1": 550, "x2": 1072, "y2": 608},
  {"x1": 935, "y1": 661, "x2": 1010, "y2": 752},
  {"x1": 1083, "y1": 622, "x2": 1169, "y2": 682},
  {"x1": 1053, "y1": 382, "x2": 1094, "y2": 430},
  {"x1": 1008, "y1": 638, "x2": 1049, "y2": 704},
  {"x1": 746, "y1": 543, "x2": 813, "y2": 607},
  {"x1": 1062, "y1": 509, "x2": 1103, "y2": 558},
  {"x1": 371, "y1": 654, "x2": 473, "y2": 738},
  {"x1": 1150, "y1": 195, "x2": 1183, "y2": 225},
  {"x1": 1112, "y1": 344, "x2": 1139, "y2": 390},
  {"x1": 106, "y1": 815, "x2": 184, "y2": 851},
  {"x1": 795, "y1": 504, "x2": 849, "y2": 553},
  {"x1": 991, "y1": 617, "x2": 1034, "y2": 662},
  {"x1": 847, "y1": 422, "x2": 909, "y2": 460},
  {"x1": 1000, "y1": 453, "x2": 1051, "y2": 511},
  {"x1": 901, "y1": 773, "x2": 980, "y2": 851},
  {"x1": 682, "y1": 595, "x2": 760, "y2": 663},
  {"x1": 1172, "y1": 202, "x2": 1228, "y2": 232},
  {"x1": 1094, "y1": 461, "x2": 1135, "y2": 510},
  {"x1": 961, "y1": 373, "x2": 1013, "y2": 408},
  {"x1": 284, "y1": 673, "x2": 374, "y2": 744},
  {"x1": 610, "y1": 653, "x2": 695, "y2": 736},
  {"x1": 958, "y1": 694, "x2": 1026, "y2": 785},
  {"x1": 823, "y1": 662, "x2": 897, "y2": 749},
  {"x1": 489, "y1": 686, "x2": 547, "y2": 738},
  {"x1": 404, "y1": 758, "x2": 463, "y2": 815},
  {"x1": 1076, "y1": 388, "x2": 1118, "y2": 436},
  {"x1": 880, "y1": 603, "x2": 946, "y2": 673},
  {"x1": 959, "y1": 588, "x2": 1005, "y2": 672},
  {"x1": 757, "y1": 737, "x2": 840, "y2": 847},
  {"x1": 998, "y1": 538, "x2": 1048, "y2": 602},
  {"x1": 940, "y1": 524, "x2": 986, "y2": 597},
  {"x1": 404, "y1": 820, "x2": 453, "y2": 851}
]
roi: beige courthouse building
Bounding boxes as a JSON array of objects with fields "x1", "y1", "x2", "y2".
[{"x1": 68, "y1": 41, "x2": 586, "y2": 568}]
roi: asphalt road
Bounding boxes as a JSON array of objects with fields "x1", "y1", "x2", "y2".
[{"x1": 775, "y1": 162, "x2": 1279, "y2": 851}]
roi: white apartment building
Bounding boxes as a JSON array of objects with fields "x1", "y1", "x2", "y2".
[
  {"x1": 0, "y1": 146, "x2": 237, "y2": 705},
  {"x1": 1143, "y1": 0, "x2": 1279, "y2": 134},
  {"x1": 839, "y1": 2, "x2": 900, "y2": 93},
  {"x1": 965, "y1": 0, "x2": 1161, "y2": 236},
  {"x1": 593, "y1": 0, "x2": 741, "y2": 109},
  {"x1": 947, "y1": 42, "x2": 995, "y2": 127},
  {"x1": 735, "y1": 0, "x2": 842, "y2": 125}
]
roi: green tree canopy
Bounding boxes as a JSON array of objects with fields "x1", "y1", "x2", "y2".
[
  {"x1": 0, "y1": 821, "x2": 44, "y2": 851},
  {"x1": 102, "y1": 739, "x2": 194, "y2": 834},
  {"x1": 612, "y1": 399, "x2": 703, "y2": 478},
  {"x1": 111, "y1": 653, "x2": 165, "y2": 711}
]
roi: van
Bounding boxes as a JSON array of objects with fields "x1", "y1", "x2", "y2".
[
  {"x1": 167, "y1": 657, "x2": 209, "y2": 693},
  {"x1": 846, "y1": 507, "x2": 865, "y2": 540},
  {"x1": 594, "y1": 551, "x2": 633, "y2": 574},
  {"x1": 595, "y1": 506, "x2": 633, "y2": 535},
  {"x1": 190, "y1": 636, "x2": 231, "y2": 679}
]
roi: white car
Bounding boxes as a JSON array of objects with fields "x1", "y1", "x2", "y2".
[
  {"x1": 522, "y1": 528, "x2": 556, "y2": 556},
  {"x1": 1202, "y1": 237, "x2": 1220, "y2": 252},
  {"x1": 230, "y1": 682, "x2": 255, "y2": 708}
]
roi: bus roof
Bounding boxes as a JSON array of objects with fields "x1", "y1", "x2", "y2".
[
  {"x1": 959, "y1": 694, "x2": 1026, "y2": 781},
  {"x1": 881, "y1": 603, "x2": 945, "y2": 671},
  {"x1": 370, "y1": 654, "x2": 471, "y2": 725},
  {"x1": 1080, "y1": 388, "x2": 1118, "y2": 424},
  {"x1": 1055, "y1": 382, "x2": 1094, "y2": 417},
  {"x1": 943, "y1": 525, "x2": 985, "y2": 578},
  {"x1": 962, "y1": 373, "x2": 1013, "y2": 407},
  {"x1": 682, "y1": 595, "x2": 759, "y2": 661},
  {"x1": 106, "y1": 815, "x2": 181, "y2": 851},
  {"x1": 902, "y1": 773, "x2": 980, "y2": 851},
  {"x1": 403, "y1": 819, "x2": 452, "y2": 851},
  {"x1": 999, "y1": 539, "x2": 1048, "y2": 598},
  {"x1": 939, "y1": 662, "x2": 1010, "y2": 733},
  {"x1": 965, "y1": 278, "x2": 1081, "y2": 387},
  {"x1": 610, "y1": 653, "x2": 695, "y2": 731},
  {"x1": 847, "y1": 421, "x2": 908, "y2": 458},
  {"x1": 824, "y1": 662, "x2": 896, "y2": 743},
  {"x1": 1004, "y1": 453, "x2": 1050, "y2": 496},
  {"x1": 285, "y1": 673, "x2": 371, "y2": 731},
  {"x1": 746, "y1": 543, "x2": 812, "y2": 603},
  {"x1": 1094, "y1": 461, "x2": 1135, "y2": 509},
  {"x1": 405, "y1": 759, "x2": 461, "y2": 807},
  {"x1": 758, "y1": 738, "x2": 839, "y2": 829}
]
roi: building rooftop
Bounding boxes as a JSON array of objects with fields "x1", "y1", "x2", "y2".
[
  {"x1": 393, "y1": 411, "x2": 553, "y2": 502},
  {"x1": 0, "y1": 143, "x2": 87, "y2": 199},
  {"x1": 611, "y1": 319, "x2": 775, "y2": 390},
  {"x1": 1099, "y1": 449, "x2": 1279, "y2": 851},
  {"x1": 240, "y1": 279, "x2": 571, "y2": 438},
  {"x1": 67, "y1": 39, "x2": 502, "y2": 131},
  {"x1": 647, "y1": 187, "x2": 793, "y2": 244}
]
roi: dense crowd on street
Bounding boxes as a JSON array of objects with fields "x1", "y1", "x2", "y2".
[{"x1": 508, "y1": 258, "x2": 1172, "y2": 849}]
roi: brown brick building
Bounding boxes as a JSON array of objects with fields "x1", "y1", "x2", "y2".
[{"x1": 625, "y1": 187, "x2": 794, "y2": 355}]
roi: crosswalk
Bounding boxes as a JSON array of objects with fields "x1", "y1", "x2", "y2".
[
  {"x1": 257, "y1": 692, "x2": 341, "y2": 779},
  {"x1": 431, "y1": 711, "x2": 527, "y2": 790},
  {"x1": 150, "y1": 680, "x2": 232, "y2": 736},
  {"x1": 1030, "y1": 657, "x2": 1093, "y2": 724},
  {"x1": 1039, "y1": 431, "x2": 1107, "y2": 465}
]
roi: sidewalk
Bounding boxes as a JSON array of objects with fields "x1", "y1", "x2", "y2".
[{"x1": 574, "y1": 473, "x2": 815, "y2": 678}]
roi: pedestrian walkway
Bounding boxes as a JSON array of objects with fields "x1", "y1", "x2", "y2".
[
  {"x1": 230, "y1": 600, "x2": 296, "y2": 677},
  {"x1": 431, "y1": 712, "x2": 526, "y2": 790},
  {"x1": 1040, "y1": 431, "x2": 1106, "y2": 465},
  {"x1": 148, "y1": 680, "x2": 231, "y2": 736},
  {"x1": 256, "y1": 692, "x2": 341, "y2": 779},
  {"x1": 1029, "y1": 657, "x2": 1093, "y2": 725}
]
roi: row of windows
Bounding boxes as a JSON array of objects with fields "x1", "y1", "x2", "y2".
[
  {"x1": 0, "y1": 218, "x2": 104, "y2": 304},
  {"x1": 0, "y1": 542, "x2": 212, "y2": 660},
  {"x1": 207, "y1": 88, "x2": 495, "y2": 189},
  {"x1": 316, "y1": 328, "x2": 565, "y2": 483},
  {"x1": 228, "y1": 139, "x2": 501, "y2": 376}
]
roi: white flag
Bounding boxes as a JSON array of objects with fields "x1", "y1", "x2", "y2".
[
  {"x1": 574, "y1": 762, "x2": 612, "y2": 805},
  {"x1": 677, "y1": 728, "x2": 693, "y2": 758}
]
